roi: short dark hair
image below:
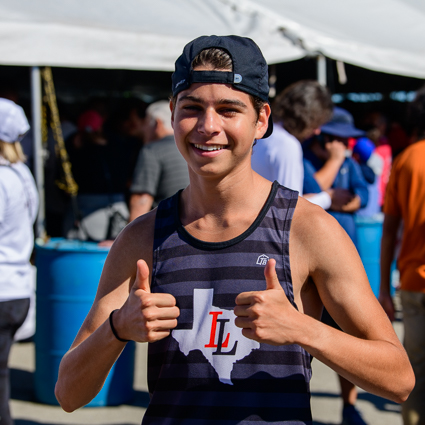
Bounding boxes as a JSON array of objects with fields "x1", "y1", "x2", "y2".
[
  {"x1": 191, "y1": 48, "x2": 233, "y2": 71},
  {"x1": 272, "y1": 80, "x2": 333, "y2": 140},
  {"x1": 406, "y1": 85, "x2": 425, "y2": 140},
  {"x1": 171, "y1": 47, "x2": 266, "y2": 121}
]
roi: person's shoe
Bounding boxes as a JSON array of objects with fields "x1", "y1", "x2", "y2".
[{"x1": 341, "y1": 404, "x2": 368, "y2": 425}]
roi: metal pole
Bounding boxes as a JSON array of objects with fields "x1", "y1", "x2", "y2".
[
  {"x1": 317, "y1": 54, "x2": 327, "y2": 86},
  {"x1": 31, "y1": 66, "x2": 46, "y2": 239}
]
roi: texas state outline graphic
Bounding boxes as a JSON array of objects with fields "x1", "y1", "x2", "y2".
[{"x1": 172, "y1": 288, "x2": 260, "y2": 385}]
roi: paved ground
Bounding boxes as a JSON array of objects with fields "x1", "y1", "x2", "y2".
[{"x1": 9, "y1": 321, "x2": 404, "y2": 425}]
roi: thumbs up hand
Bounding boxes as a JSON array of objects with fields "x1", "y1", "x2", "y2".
[
  {"x1": 114, "y1": 260, "x2": 180, "y2": 343},
  {"x1": 234, "y1": 259, "x2": 299, "y2": 346},
  {"x1": 132, "y1": 259, "x2": 152, "y2": 294},
  {"x1": 264, "y1": 258, "x2": 284, "y2": 291}
]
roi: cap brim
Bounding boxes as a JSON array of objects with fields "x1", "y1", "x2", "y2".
[{"x1": 321, "y1": 123, "x2": 365, "y2": 138}]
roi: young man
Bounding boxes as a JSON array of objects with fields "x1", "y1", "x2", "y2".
[{"x1": 55, "y1": 35, "x2": 414, "y2": 424}]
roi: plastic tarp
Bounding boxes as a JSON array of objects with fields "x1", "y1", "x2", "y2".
[{"x1": 0, "y1": 0, "x2": 424, "y2": 76}]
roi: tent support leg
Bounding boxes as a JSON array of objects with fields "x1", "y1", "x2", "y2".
[
  {"x1": 31, "y1": 66, "x2": 46, "y2": 239},
  {"x1": 317, "y1": 55, "x2": 327, "y2": 86}
]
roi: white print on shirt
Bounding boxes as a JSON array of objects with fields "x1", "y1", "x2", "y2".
[
  {"x1": 172, "y1": 288, "x2": 260, "y2": 385},
  {"x1": 256, "y1": 254, "x2": 269, "y2": 265}
]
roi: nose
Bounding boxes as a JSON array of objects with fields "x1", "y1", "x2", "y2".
[{"x1": 198, "y1": 108, "x2": 221, "y2": 136}]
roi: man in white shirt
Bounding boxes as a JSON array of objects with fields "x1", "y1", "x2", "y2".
[{"x1": 252, "y1": 80, "x2": 333, "y2": 209}]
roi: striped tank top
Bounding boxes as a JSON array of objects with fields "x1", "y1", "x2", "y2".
[{"x1": 143, "y1": 181, "x2": 312, "y2": 424}]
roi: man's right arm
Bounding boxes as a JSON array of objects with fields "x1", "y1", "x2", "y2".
[
  {"x1": 54, "y1": 212, "x2": 179, "y2": 412},
  {"x1": 129, "y1": 145, "x2": 161, "y2": 221},
  {"x1": 129, "y1": 192, "x2": 154, "y2": 221},
  {"x1": 313, "y1": 140, "x2": 346, "y2": 190}
]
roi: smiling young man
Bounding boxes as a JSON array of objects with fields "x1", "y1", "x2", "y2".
[{"x1": 55, "y1": 36, "x2": 414, "y2": 424}]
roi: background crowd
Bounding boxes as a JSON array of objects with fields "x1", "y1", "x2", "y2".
[{"x1": 0, "y1": 75, "x2": 424, "y2": 425}]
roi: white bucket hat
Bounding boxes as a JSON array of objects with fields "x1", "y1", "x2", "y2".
[{"x1": 0, "y1": 98, "x2": 30, "y2": 143}]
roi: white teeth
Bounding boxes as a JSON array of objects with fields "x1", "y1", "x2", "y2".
[{"x1": 194, "y1": 144, "x2": 225, "y2": 151}]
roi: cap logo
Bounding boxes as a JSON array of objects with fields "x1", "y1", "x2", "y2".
[
  {"x1": 234, "y1": 74, "x2": 242, "y2": 84},
  {"x1": 175, "y1": 79, "x2": 186, "y2": 89}
]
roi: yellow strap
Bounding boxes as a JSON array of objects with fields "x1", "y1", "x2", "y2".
[{"x1": 41, "y1": 67, "x2": 79, "y2": 197}]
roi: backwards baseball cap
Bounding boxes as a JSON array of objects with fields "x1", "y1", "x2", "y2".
[
  {"x1": 0, "y1": 98, "x2": 30, "y2": 143},
  {"x1": 321, "y1": 107, "x2": 365, "y2": 139},
  {"x1": 172, "y1": 35, "x2": 273, "y2": 138}
]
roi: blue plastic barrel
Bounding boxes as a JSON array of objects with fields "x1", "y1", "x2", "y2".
[
  {"x1": 355, "y1": 215, "x2": 397, "y2": 298},
  {"x1": 34, "y1": 238, "x2": 135, "y2": 407}
]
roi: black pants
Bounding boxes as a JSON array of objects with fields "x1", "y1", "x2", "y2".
[{"x1": 0, "y1": 299, "x2": 30, "y2": 425}]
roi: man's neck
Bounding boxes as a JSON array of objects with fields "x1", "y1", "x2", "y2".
[{"x1": 179, "y1": 171, "x2": 272, "y2": 243}]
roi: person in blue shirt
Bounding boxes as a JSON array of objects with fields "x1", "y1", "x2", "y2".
[{"x1": 303, "y1": 107, "x2": 368, "y2": 248}]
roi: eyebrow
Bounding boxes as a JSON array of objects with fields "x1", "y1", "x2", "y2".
[{"x1": 178, "y1": 95, "x2": 248, "y2": 109}]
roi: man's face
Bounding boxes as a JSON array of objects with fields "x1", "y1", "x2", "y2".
[
  {"x1": 323, "y1": 134, "x2": 349, "y2": 147},
  {"x1": 122, "y1": 109, "x2": 145, "y2": 141},
  {"x1": 143, "y1": 114, "x2": 157, "y2": 143},
  {"x1": 171, "y1": 80, "x2": 269, "y2": 179}
]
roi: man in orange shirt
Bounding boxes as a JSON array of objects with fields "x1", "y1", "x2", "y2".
[{"x1": 380, "y1": 86, "x2": 425, "y2": 425}]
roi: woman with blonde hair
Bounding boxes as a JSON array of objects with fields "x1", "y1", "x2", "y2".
[{"x1": 0, "y1": 98, "x2": 38, "y2": 425}]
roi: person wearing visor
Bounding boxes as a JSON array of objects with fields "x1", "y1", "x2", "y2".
[
  {"x1": 55, "y1": 36, "x2": 413, "y2": 424},
  {"x1": 0, "y1": 98, "x2": 38, "y2": 425}
]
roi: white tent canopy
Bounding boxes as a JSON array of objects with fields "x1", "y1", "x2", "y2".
[
  {"x1": 242, "y1": 0, "x2": 425, "y2": 78},
  {"x1": 2, "y1": 0, "x2": 424, "y2": 237},
  {"x1": 1, "y1": 0, "x2": 425, "y2": 78},
  {"x1": 0, "y1": 0, "x2": 304, "y2": 71}
]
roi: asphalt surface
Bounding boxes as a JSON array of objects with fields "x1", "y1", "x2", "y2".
[{"x1": 9, "y1": 321, "x2": 404, "y2": 425}]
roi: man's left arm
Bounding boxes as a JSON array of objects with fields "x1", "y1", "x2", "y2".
[
  {"x1": 235, "y1": 202, "x2": 414, "y2": 403},
  {"x1": 379, "y1": 213, "x2": 401, "y2": 321},
  {"x1": 379, "y1": 162, "x2": 401, "y2": 321}
]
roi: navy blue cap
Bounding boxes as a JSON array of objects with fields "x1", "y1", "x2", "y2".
[
  {"x1": 321, "y1": 107, "x2": 365, "y2": 138},
  {"x1": 172, "y1": 35, "x2": 273, "y2": 138}
]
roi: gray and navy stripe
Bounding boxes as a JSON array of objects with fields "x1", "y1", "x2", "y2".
[{"x1": 143, "y1": 181, "x2": 312, "y2": 424}]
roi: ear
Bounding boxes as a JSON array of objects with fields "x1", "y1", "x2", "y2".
[
  {"x1": 255, "y1": 103, "x2": 271, "y2": 139},
  {"x1": 153, "y1": 117, "x2": 162, "y2": 130}
]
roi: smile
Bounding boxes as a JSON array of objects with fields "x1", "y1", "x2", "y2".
[{"x1": 194, "y1": 144, "x2": 227, "y2": 151}]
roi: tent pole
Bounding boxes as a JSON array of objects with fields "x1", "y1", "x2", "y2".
[
  {"x1": 31, "y1": 66, "x2": 46, "y2": 239},
  {"x1": 317, "y1": 55, "x2": 327, "y2": 86}
]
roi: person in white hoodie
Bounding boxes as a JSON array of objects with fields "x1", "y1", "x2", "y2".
[{"x1": 0, "y1": 98, "x2": 38, "y2": 425}]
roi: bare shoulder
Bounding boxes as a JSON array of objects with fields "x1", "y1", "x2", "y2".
[
  {"x1": 291, "y1": 196, "x2": 364, "y2": 281},
  {"x1": 94, "y1": 209, "x2": 157, "y2": 302},
  {"x1": 69, "y1": 209, "x2": 158, "y2": 344},
  {"x1": 289, "y1": 197, "x2": 350, "y2": 292},
  {"x1": 291, "y1": 197, "x2": 347, "y2": 252},
  {"x1": 291, "y1": 197, "x2": 392, "y2": 338}
]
